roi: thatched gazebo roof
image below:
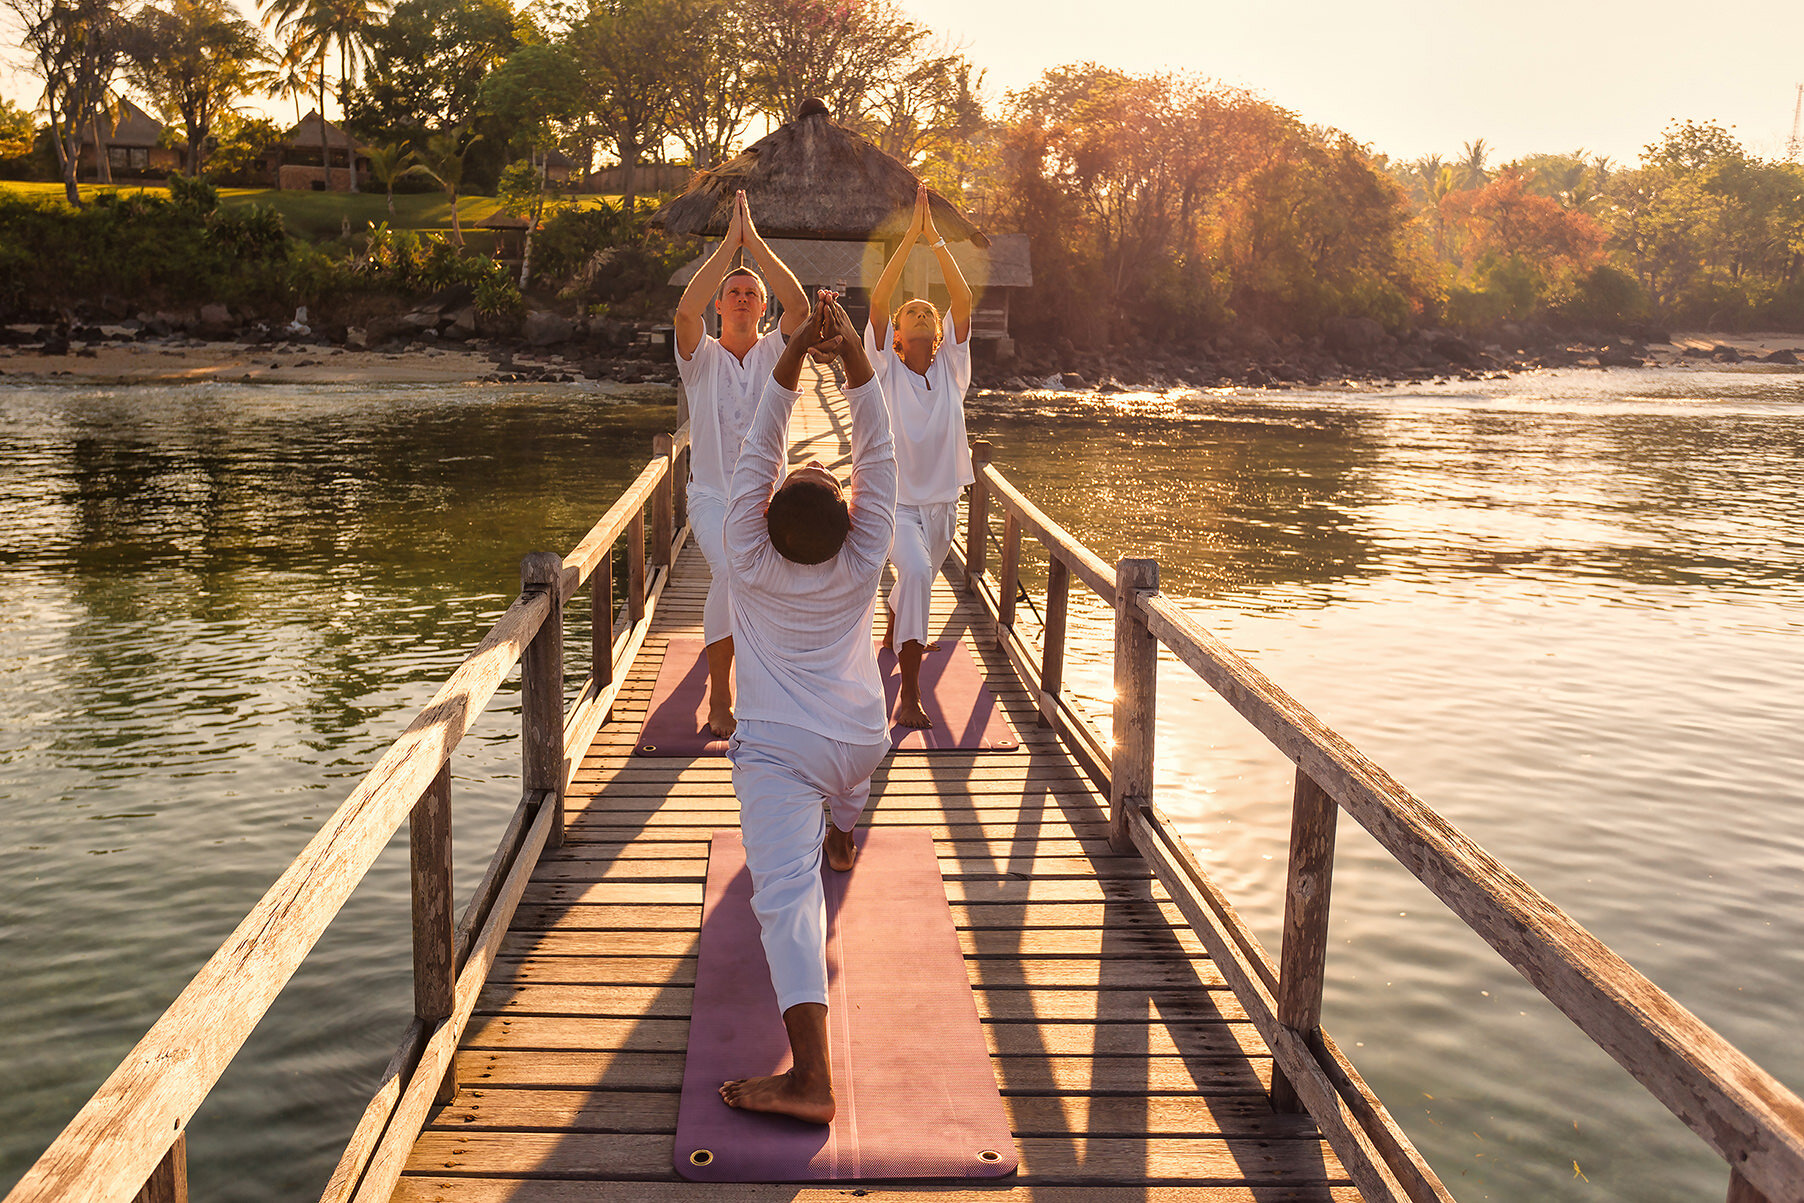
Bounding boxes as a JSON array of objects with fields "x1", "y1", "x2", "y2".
[{"x1": 654, "y1": 99, "x2": 989, "y2": 248}]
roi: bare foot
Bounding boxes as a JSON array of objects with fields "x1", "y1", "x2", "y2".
[
  {"x1": 719, "y1": 1070, "x2": 835, "y2": 1124},
  {"x1": 824, "y1": 824, "x2": 857, "y2": 871},
  {"x1": 706, "y1": 701, "x2": 736, "y2": 738},
  {"x1": 893, "y1": 692, "x2": 933, "y2": 729}
]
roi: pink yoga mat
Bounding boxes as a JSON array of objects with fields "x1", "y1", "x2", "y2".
[
  {"x1": 635, "y1": 637, "x2": 1018, "y2": 756},
  {"x1": 673, "y1": 829, "x2": 1017, "y2": 1182}
]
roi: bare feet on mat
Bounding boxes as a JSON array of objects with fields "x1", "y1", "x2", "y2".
[
  {"x1": 893, "y1": 691, "x2": 933, "y2": 729},
  {"x1": 705, "y1": 637, "x2": 736, "y2": 738},
  {"x1": 719, "y1": 1071, "x2": 835, "y2": 1124},
  {"x1": 824, "y1": 824, "x2": 857, "y2": 871},
  {"x1": 706, "y1": 702, "x2": 736, "y2": 739}
]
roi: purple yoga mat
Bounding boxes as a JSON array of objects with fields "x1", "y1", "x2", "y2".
[
  {"x1": 635, "y1": 637, "x2": 1018, "y2": 757},
  {"x1": 673, "y1": 829, "x2": 1017, "y2": 1182}
]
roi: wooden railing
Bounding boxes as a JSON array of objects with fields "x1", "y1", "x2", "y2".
[
  {"x1": 962, "y1": 440, "x2": 1804, "y2": 1203},
  {"x1": 4, "y1": 426, "x2": 692, "y2": 1203}
]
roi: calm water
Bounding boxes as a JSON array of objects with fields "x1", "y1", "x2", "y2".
[{"x1": 2, "y1": 368, "x2": 1801, "y2": 1200}]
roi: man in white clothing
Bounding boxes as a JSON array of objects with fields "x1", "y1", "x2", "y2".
[
  {"x1": 675, "y1": 189, "x2": 809, "y2": 737},
  {"x1": 716, "y1": 292, "x2": 896, "y2": 1125}
]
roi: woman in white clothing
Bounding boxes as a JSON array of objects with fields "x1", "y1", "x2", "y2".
[
  {"x1": 674, "y1": 190, "x2": 808, "y2": 737},
  {"x1": 863, "y1": 183, "x2": 975, "y2": 728}
]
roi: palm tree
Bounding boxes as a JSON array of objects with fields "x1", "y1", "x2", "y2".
[
  {"x1": 1458, "y1": 138, "x2": 1490, "y2": 190},
  {"x1": 415, "y1": 127, "x2": 479, "y2": 246},
  {"x1": 365, "y1": 139, "x2": 424, "y2": 216},
  {"x1": 260, "y1": 0, "x2": 387, "y2": 190},
  {"x1": 261, "y1": 29, "x2": 318, "y2": 124}
]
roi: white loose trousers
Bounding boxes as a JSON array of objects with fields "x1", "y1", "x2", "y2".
[
  {"x1": 730, "y1": 718, "x2": 890, "y2": 1013},
  {"x1": 686, "y1": 485, "x2": 730, "y2": 646},
  {"x1": 888, "y1": 500, "x2": 960, "y2": 649}
]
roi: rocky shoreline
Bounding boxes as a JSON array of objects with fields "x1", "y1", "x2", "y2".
[
  {"x1": 3, "y1": 302, "x2": 1802, "y2": 391},
  {"x1": 982, "y1": 318, "x2": 1804, "y2": 394}
]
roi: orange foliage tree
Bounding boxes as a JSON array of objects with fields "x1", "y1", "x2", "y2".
[
  {"x1": 994, "y1": 64, "x2": 1428, "y2": 347},
  {"x1": 1429, "y1": 168, "x2": 1605, "y2": 323}
]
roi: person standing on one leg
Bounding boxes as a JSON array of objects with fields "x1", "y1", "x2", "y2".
[
  {"x1": 674, "y1": 189, "x2": 809, "y2": 737},
  {"x1": 717, "y1": 292, "x2": 896, "y2": 1124},
  {"x1": 865, "y1": 182, "x2": 975, "y2": 729}
]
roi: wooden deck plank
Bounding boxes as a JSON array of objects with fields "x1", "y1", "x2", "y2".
[
  {"x1": 394, "y1": 1183, "x2": 1367, "y2": 1203},
  {"x1": 390, "y1": 366, "x2": 1339, "y2": 1200}
]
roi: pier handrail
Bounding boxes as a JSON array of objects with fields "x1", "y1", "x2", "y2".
[
  {"x1": 964, "y1": 442, "x2": 1804, "y2": 1203},
  {"x1": 4, "y1": 424, "x2": 692, "y2": 1203}
]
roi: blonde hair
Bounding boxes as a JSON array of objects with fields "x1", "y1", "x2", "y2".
[{"x1": 891, "y1": 299, "x2": 943, "y2": 357}]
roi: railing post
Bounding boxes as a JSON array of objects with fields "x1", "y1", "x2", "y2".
[
  {"x1": 652, "y1": 433, "x2": 674, "y2": 568},
  {"x1": 1270, "y1": 767, "x2": 1338, "y2": 1113},
  {"x1": 1109, "y1": 557, "x2": 1159, "y2": 853},
  {"x1": 997, "y1": 510, "x2": 1021, "y2": 638},
  {"x1": 1727, "y1": 1170, "x2": 1772, "y2": 1203},
  {"x1": 628, "y1": 507, "x2": 646, "y2": 623},
  {"x1": 592, "y1": 541, "x2": 615, "y2": 692},
  {"x1": 520, "y1": 551, "x2": 566, "y2": 848},
  {"x1": 409, "y1": 763, "x2": 457, "y2": 1104},
  {"x1": 967, "y1": 440, "x2": 992, "y2": 587},
  {"x1": 1040, "y1": 554, "x2": 1070, "y2": 728},
  {"x1": 132, "y1": 1132, "x2": 187, "y2": 1203},
  {"x1": 673, "y1": 442, "x2": 689, "y2": 535}
]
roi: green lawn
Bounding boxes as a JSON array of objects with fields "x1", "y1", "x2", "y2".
[{"x1": 0, "y1": 180, "x2": 628, "y2": 244}]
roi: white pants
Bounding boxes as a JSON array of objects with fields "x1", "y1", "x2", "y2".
[
  {"x1": 688, "y1": 485, "x2": 730, "y2": 646},
  {"x1": 887, "y1": 500, "x2": 960, "y2": 648},
  {"x1": 729, "y1": 718, "x2": 890, "y2": 1013}
]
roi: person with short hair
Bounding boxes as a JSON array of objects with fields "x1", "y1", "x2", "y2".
[
  {"x1": 865, "y1": 183, "x2": 975, "y2": 728},
  {"x1": 675, "y1": 189, "x2": 809, "y2": 737},
  {"x1": 716, "y1": 292, "x2": 896, "y2": 1124}
]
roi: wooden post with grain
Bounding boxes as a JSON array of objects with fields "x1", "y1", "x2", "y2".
[
  {"x1": 1109, "y1": 557, "x2": 1159, "y2": 853},
  {"x1": 129, "y1": 1135, "x2": 185, "y2": 1203},
  {"x1": 520, "y1": 552, "x2": 566, "y2": 849},
  {"x1": 997, "y1": 510, "x2": 1021, "y2": 638},
  {"x1": 627, "y1": 508, "x2": 646, "y2": 624},
  {"x1": 652, "y1": 433, "x2": 674, "y2": 568},
  {"x1": 967, "y1": 439, "x2": 992, "y2": 587},
  {"x1": 1270, "y1": 768, "x2": 1339, "y2": 1113},
  {"x1": 1039, "y1": 554, "x2": 1070, "y2": 727}
]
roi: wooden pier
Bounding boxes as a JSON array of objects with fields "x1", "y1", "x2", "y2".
[{"x1": 9, "y1": 366, "x2": 1804, "y2": 1203}]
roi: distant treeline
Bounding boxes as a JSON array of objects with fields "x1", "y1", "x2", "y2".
[{"x1": 5, "y1": 0, "x2": 1803, "y2": 337}]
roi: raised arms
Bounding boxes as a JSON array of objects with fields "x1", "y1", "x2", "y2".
[
  {"x1": 740, "y1": 197, "x2": 808, "y2": 338},
  {"x1": 868, "y1": 189, "x2": 925, "y2": 336},
  {"x1": 674, "y1": 193, "x2": 744, "y2": 360},
  {"x1": 867, "y1": 184, "x2": 973, "y2": 343},
  {"x1": 675, "y1": 191, "x2": 810, "y2": 356},
  {"x1": 919, "y1": 187, "x2": 973, "y2": 342}
]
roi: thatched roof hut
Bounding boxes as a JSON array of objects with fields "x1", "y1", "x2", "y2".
[
  {"x1": 654, "y1": 99, "x2": 989, "y2": 248},
  {"x1": 281, "y1": 110, "x2": 371, "y2": 154}
]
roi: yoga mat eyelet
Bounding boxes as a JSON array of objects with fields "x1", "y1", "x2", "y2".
[
  {"x1": 689, "y1": 1149, "x2": 713, "y2": 1166},
  {"x1": 642, "y1": 744, "x2": 656, "y2": 752},
  {"x1": 978, "y1": 1149, "x2": 1002, "y2": 1163}
]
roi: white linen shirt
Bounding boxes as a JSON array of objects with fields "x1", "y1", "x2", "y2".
[
  {"x1": 676, "y1": 327, "x2": 788, "y2": 499},
  {"x1": 863, "y1": 317, "x2": 974, "y2": 506},
  {"x1": 723, "y1": 374, "x2": 898, "y2": 744}
]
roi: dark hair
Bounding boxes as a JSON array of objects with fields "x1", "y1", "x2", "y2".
[{"x1": 766, "y1": 478, "x2": 850, "y2": 564}]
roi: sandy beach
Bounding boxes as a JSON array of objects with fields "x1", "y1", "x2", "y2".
[{"x1": 0, "y1": 334, "x2": 679, "y2": 393}]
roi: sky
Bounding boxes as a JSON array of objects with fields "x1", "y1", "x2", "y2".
[{"x1": 5, "y1": 0, "x2": 1802, "y2": 168}]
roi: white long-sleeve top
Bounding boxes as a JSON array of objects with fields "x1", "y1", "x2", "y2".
[
  {"x1": 724, "y1": 375, "x2": 897, "y2": 744},
  {"x1": 676, "y1": 328, "x2": 788, "y2": 500},
  {"x1": 863, "y1": 318, "x2": 974, "y2": 506}
]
